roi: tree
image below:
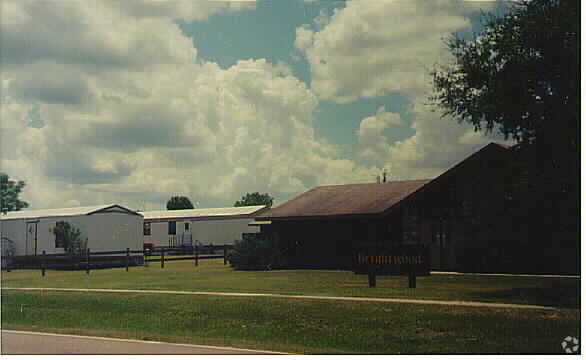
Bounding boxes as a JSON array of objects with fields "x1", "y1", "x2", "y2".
[
  {"x1": 431, "y1": 0, "x2": 577, "y2": 151},
  {"x1": 52, "y1": 221, "x2": 87, "y2": 255},
  {"x1": 234, "y1": 192, "x2": 273, "y2": 207},
  {"x1": 0, "y1": 172, "x2": 29, "y2": 212},
  {"x1": 227, "y1": 233, "x2": 289, "y2": 270},
  {"x1": 430, "y1": 0, "x2": 578, "y2": 198},
  {"x1": 166, "y1": 196, "x2": 195, "y2": 210},
  {"x1": 430, "y1": 0, "x2": 578, "y2": 273}
]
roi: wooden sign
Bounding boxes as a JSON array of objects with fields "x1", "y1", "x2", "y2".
[
  {"x1": 354, "y1": 244, "x2": 430, "y2": 288},
  {"x1": 354, "y1": 244, "x2": 430, "y2": 275}
]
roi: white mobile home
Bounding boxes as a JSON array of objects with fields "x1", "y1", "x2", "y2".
[
  {"x1": 0, "y1": 204, "x2": 143, "y2": 256},
  {"x1": 140, "y1": 205, "x2": 268, "y2": 248}
]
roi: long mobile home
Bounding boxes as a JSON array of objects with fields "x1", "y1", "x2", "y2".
[
  {"x1": 140, "y1": 205, "x2": 268, "y2": 248},
  {"x1": 0, "y1": 204, "x2": 143, "y2": 256}
]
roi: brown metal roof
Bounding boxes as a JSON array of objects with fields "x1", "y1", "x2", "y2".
[{"x1": 259, "y1": 179, "x2": 431, "y2": 219}]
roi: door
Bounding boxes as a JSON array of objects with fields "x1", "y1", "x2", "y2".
[
  {"x1": 428, "y1": 220, "x2": 454, "y2": 270},
  {"x1": 182, "y1": 222, "x2": 192, "y2": 247},
  {"x1": 25, "y1": 221, "x2": 38, "y2": 256}
]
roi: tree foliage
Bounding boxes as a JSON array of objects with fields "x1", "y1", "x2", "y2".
[
  {"x1": 431, "y1": 0, "x2": 577, "y2": 151},
  {"x1": 0, "y1": 172, "x2": 29, "y2": 212},
  {"x1": 227, "y1": 233, "x2": 288, "y2": 270},
  {"x1": 430, "y1": 0, "x2": 578, "y2": 202},
  {"x1": 166, "y1": 196, "x2": 195, "y2": 210},
  {"x1": 234, "y1": 192, "x2": 273, "y2": 207},
  {"x1": 52, "y1": 221, "x2": 87, "y2": 255},
  {"x1": 431, "y1": 0, "x2": 578, "y2": 271}
]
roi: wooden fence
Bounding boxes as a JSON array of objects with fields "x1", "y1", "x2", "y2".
[{"x1": 4, "y1": 245, "x2": 233, "y2": 275}]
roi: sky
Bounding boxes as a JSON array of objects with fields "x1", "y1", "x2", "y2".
[{"x1": 1, "y1": 0, "x2": 512, "y2": 211}]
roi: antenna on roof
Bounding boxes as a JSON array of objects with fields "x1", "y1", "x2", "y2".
[{"x1": 375, "y1": 168, "x2": 388, "y2": 184}]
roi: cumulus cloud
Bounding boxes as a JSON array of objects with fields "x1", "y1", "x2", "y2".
[
  {"x1": 296, "y1": 0, "x2": 504, "y2": 180},
  {"x1": 7, "y1": 63, "x2": 95, "y2": 106},
  {"x1": 295, "y1": 0, "x2": 477, "y2": 103},
  {"x1": 352, "y1": 97, "x2": 506, "y2": 181},
  {"x1": 108, "y1": 0, "x2": 253, "y2": 22},
  {"x1": 0, "y1": 0, "x2": 372, "y2": 210},
  {"x1": 357, "y1": 106, "x2": 402, "y2": 166},
  {"x1": 381, "y1": 98, "x2": 507, "y2": 180},
  {"x1": 0, "y1": 0, "x2": 194, "y2": 70},
  {"x1": 295, "y1": 26, "x2": 314, "y2": 52},
  {"x1": 1, "y1": 0, "x2": 504, "y2": 212}
]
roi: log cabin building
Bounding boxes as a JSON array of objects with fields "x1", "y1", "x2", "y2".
[
  {"x1": 252, "y1": 142, "x2": 551, "y2": 273},
  {"x1": 252, "y1": 179, "x2": 431, "y2": 269}
]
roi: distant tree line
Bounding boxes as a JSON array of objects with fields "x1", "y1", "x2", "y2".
[{"x1": 0, "y1": 172, "x2": 29, "y2": 212}]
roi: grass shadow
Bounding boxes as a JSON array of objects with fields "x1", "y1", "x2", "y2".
[{"x1": 470, "y1": 285, "x2": 580, "y2": 308}]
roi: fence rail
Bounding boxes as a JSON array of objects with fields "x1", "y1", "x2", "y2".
[{"x1": 3, "y1": 245, "x2": 233, "y2": 275}]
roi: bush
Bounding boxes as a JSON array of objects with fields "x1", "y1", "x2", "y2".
[
  {"x1": 228, "y1": 233, "x2": 288, "y2": 270},
  {"x1": 52, "y1": 221, "x2": 87, "y2": 255}
]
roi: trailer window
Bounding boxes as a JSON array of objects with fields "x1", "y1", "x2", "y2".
[
  {"x1": 53, "y1": 221, "x2": 67, "y2": 248},
  {"x1": 185, "y1": 222, "x2": 190, "y2": 231},
  {"x1": 55, "y1": 230, "x2": 66, "y2": 248},
  {"x1": 143, "y1": 222, "x2": 151, "y2": 236},
  {"x1": 168, "y1": 221, "x2": 176, "y2": 235}
]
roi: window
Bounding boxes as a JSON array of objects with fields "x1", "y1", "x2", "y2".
[
  {"x1": 55, "y1": 229, "x2": 65, "y2": 248},
  {"x1": 143, "y1": 222, "x2": 151, "y2": 236},
  {"x1": 184, "y1": 222, "x2": 190, "y2": 231},
  {"x1": 431, "y1": 221, "x2": 448, "y2": 248},
  {"x1": 53, "y1": 221, "x2": 67, "y2": 248},
  {"x1": 168, "y1": 221, "x2": 176, "y2": 235}
]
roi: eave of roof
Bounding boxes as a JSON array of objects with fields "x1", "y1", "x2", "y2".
[
  {"x1": 0, "y1": 204, "x2": 141, "y2": 221},
  {"x1": 140, "y1": 205, "x2": 268, "y2": 221}
]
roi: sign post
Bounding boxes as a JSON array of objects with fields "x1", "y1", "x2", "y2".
[
  {"x1": 368, "y1": 271, "x2": 376, "y2": 288},
  {"x1": 354, "y1": 244, "x2": 429, "y2": 288},
  {"x1": 408, "y1": 263, "x2": 417, "y2": 288}
]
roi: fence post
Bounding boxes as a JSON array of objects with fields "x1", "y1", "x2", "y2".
[
  {"x1": 194, "y1": 245, "x2": 198, "y2": 267},
  {"x1": 408, "y1": 272, "x2": 416, "y2": 288},
  {"x1": 161, "y1": 248, "x2": 165, "y2": 269},
  {"x1": 368, "y1": 271, "x2": 376, "y2": 288},
  {"x1": 86, "y1": 248, "x2": 90, "y2": 275},
  {"x1": 41, "y1": 250, "x2": 46, "y2": 277},
  {"x1": 223, "y1": 245, "x2": 227, "y2": 265},
  {"x1": 408, "y1": 264, "x2": 416, "y2": 289}
]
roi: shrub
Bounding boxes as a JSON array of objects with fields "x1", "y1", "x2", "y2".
[
  {"x1": 52, "y1": 221, "x2": 87, "y2": 255},
  {"x1": 228, "y1": 233, "x2": 288, "y2": 270}
]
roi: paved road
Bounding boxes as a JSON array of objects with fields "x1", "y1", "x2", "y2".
[
  {"x1": 1, "y1": 330, "x2": 285, "y2": 355},
  {"x1": 2, "y1": 287, "x2": 558, "y2": 310}
]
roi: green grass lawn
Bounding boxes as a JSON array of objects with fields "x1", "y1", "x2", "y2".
[
  {"x1": 1, "y1": 290, "x2": 579, "y2": 354},
  {"x1": 1, "y1": 259, "x2": 579, "y2": 308}
]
